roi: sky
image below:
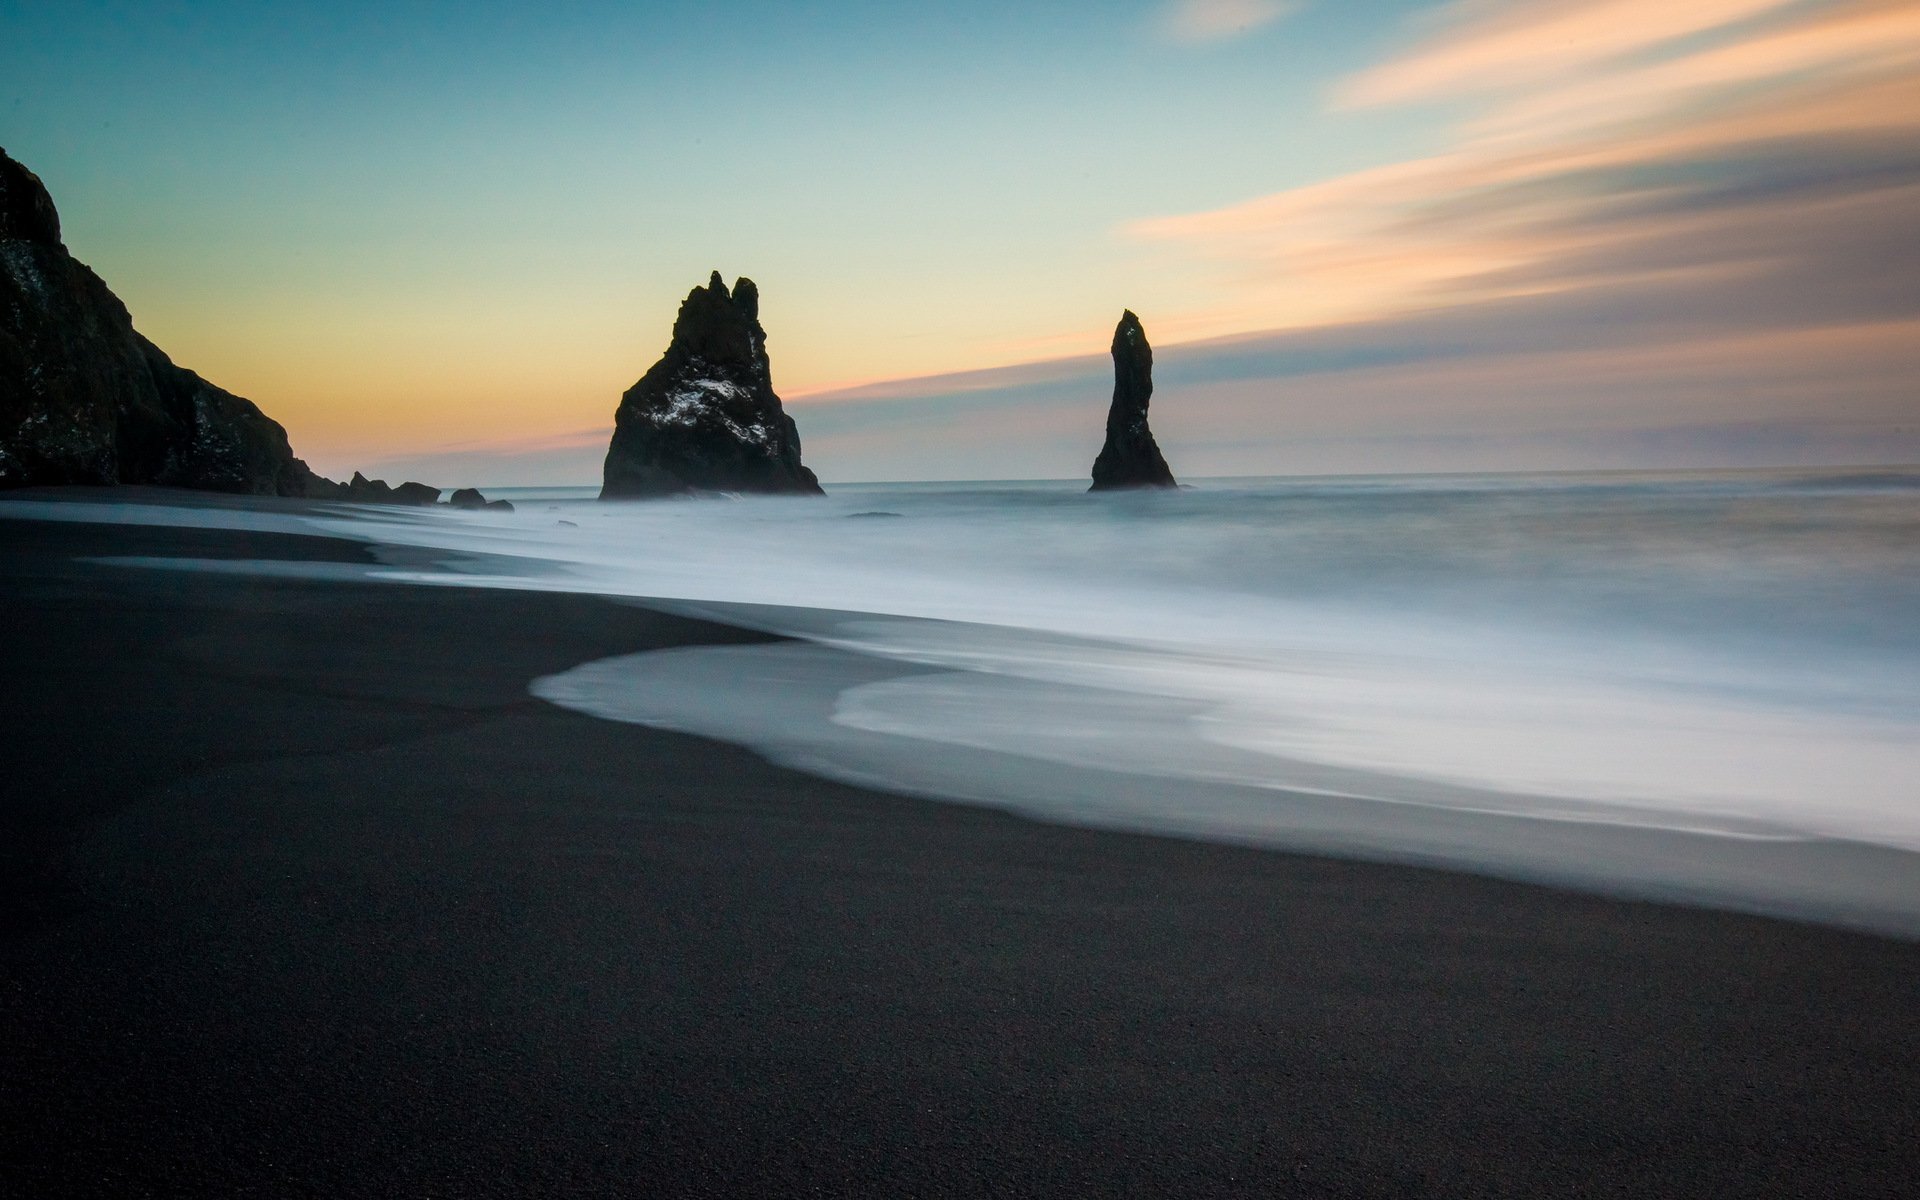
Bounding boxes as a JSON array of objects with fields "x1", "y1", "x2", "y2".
[{"x1": 4, "y1": 0, "x2": 1916, "y2": 483}]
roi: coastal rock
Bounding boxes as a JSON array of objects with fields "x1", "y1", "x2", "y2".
[
  {"x1": 0, "y1": 147, "x2": 333, "y2": 496},
  {"x1": 445, "y1": 486, "x2": 514, "y2": 512},
  {"x1": 391, "y1": 481, "x2": 441, "y2": 506},
  {"x1": 1089, "y1": 310, "x2": 1177, "y2": 491},
  {"x1": 346, "y1": 472, "x2": 394, "y2": 502},
  {"x1": 341, "y1": 472, "x2": 439, "y2": 506},
  {"x1": 601, "y1": 272, "x2": 823, "y2": 498}
]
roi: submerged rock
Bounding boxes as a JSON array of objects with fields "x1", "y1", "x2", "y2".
[
  {"x1": 601, "y1": 272, "x2": 823, "y2": 499},
  {"x1": 1089, "y1": 310, "x2": 1176, "y2": 492},
  {"x1": 0, "y1": 147, "x2": 334, "y2": 496}
]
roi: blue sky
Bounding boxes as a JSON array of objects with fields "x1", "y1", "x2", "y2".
[{"x1": 5, "y1": 0, "x2": 1916, "y2": 482}]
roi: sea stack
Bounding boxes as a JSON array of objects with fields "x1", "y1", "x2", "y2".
[
  {"x1": 601, "y1": 272, "x2": 823, "y2": 498},
  {"x1": 1089, "y1": 310, "x2": 1176, "y2": 491},
  {"x1": 0, "y1": 147, "x2": 331, "y2": 496}
]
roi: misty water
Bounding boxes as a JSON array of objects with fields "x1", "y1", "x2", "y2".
[{"x1": 16, "y1": 467, "x2": 1919, "y2": 932}]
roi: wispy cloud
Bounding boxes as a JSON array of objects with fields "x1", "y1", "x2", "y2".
[
  {"x1": 1129, "y1": 0, "x2": 1920, "y2": 344},
  {"x1": 1337, "y1": 0, "x2": 1805, "y2": 107},
  {"x1": 789, "y1": 309, "x2": 1920, "y2": 481},
  {"x1": 1163, "y1": 0, "x2": 1295, "y2": 44}
]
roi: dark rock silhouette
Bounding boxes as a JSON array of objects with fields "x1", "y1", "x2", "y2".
[
  {"x1": 345, "y1": 472, "x2": 388, "y2": 501},
  {"x1": 601, "y1": 272, "x2": 823, "y2": 498},
  {"x1": 0, "y1": 147, "x2": 332, "y2": 496},
  {"x1": 446, "y1": 486, "x2": 515, "y2": 513},
  {"x1": 1089, "y1": 310, "x2": 1176, "y2": 491},
  {"x1": 340, "y1": 472, "x2": 439, "y2": 506}
]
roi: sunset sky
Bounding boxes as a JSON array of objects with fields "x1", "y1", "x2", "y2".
[{"x1": 6, "y1": 0, "x2": 1917, "y2": 483}]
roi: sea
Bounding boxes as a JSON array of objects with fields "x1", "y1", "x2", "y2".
[{"x1": 16, "y1": 467, "x2": 1920, "y2": 933}]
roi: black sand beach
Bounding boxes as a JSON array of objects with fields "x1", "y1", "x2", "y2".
[{"x1": 3, "y1": 496, "x2": 1917, "y2": 1198}]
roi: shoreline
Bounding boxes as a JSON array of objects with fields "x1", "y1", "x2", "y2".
[
  {"x1": 4, "y1": 493, "x2": 1918, "y2": 1195},
  {"x1": 535, "y1": 631, "x2": 1920, "y2": 941},
  {"x1": 15, "y1": 485, "x2": 1919, "y2": 940}
]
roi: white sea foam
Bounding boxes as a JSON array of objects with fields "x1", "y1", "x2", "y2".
[{"x1": 9, "y1": 470, "x2": 1920, "y2": 928}]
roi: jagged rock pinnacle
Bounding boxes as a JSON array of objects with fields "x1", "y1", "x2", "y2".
[
  {"x1": 1089, "y1": 309, "x2": 1177, "y2": 491},
  {"x1": 600, "y1": 272, "x2": 824, "y2": 498}
]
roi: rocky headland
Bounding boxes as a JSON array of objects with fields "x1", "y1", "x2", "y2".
[
  {"x1": 1089, "y1": 310, "x2": 1177, "y2": 491},
  {"x1": 1, "y1": 147, "x2": 504, "y2": 510},
  {"x1": 601, "y1": 272, "x2": 823, "y2": 498},
  {"x1": 1, "y1": 148, "x2": 334, "y2": 496}
]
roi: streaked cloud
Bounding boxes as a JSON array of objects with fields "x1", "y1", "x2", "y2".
[
  {"x1": 1163, "y1": 0, "x2": 1295, "y2": 43},
  {"x1": 1127, "y1": 0, "x2": 1920, "y2": 343},
  {"x1": 783, "y1": 310, "x2": 1920, "y2": 482},
  {"x1": 1338, "y1": 0, "x2": 1805, "y2": 107}
]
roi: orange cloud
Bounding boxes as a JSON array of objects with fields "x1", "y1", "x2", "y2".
[
  {"x1": 1338, "y1": 0, "x2": 1803, "y2": 107},
  {"x1": 1126, "y1": 0, "x2": 1920, "y2": 345},
  {"x1": 1464, "y1": 0, "x2": 1920, "y2": 143}
]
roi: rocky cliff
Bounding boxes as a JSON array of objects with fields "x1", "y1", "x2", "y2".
[
  {"x1": 1089, "y1": 310, "x2": 1177, "y2": 491},
  {"x1": 0, "y1": 147, "x2": 332, "y2": 496},
  {"x1": 601, "y1": 272, "x2": 823, "y2": 498}
]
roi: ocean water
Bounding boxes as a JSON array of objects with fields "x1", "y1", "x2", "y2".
[{"x1": 12, "y1": 468, "x2": 1920, "y2": 931}]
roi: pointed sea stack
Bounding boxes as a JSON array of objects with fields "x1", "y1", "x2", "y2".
[
  {"x1": 0, "y1": 147, "x2": 332, "y2": 496},
  {"x1": 600, "y1": 272, "x2": 823, "y2": 498},
  {"x1": 1089, "y1": 310, "x2": 1176, "y2": 491}
]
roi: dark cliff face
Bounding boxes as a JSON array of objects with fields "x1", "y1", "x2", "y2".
[
  {"x1": 601, "y1": 272, "x2": 823, "y2": 499},
  {"x1": 0, "y1": 147, "x2": 328, "y2": 496},
  {"x1": 1089, "y1": 310, "x2": 1176, "y2": 491}
]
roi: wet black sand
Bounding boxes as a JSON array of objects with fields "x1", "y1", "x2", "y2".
[{"x1": 2, "y1": 497, "x2": 1916, "y2": 1197}]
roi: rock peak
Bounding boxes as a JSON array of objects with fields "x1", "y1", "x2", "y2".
[
  {"x1": 1089, "y1": 309, "x2": 1177, "y2": 491},
  {"x1": 602, "y1": 272, "x2": 823, "y2": 498},
  {"x1": 668, "y1": 273, "x2": 763, "y2": 362},
  {"x1": 0, "y1": 147, "x2": 63, "y2": 246}
]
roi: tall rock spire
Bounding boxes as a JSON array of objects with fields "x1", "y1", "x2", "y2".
[
  {"x1": 1089, "y1": 310, "x2": 1177, "y2": 491},
  {"x1": 601, "y1": 272, "x2": 823, "y2": 498}
]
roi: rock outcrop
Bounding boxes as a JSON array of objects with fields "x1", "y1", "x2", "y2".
[
  {"x1": 0, "y1": 147, "x2": 331, "y2": 496},
  {"x1": 1089, "y1": 310, "x2": 1176, "y2": 491},
  {"x1": 338, "y1": 472, "x2": 439, "y2": 506},
  {"x1": 447, "y1": 486, "x2": 514, "y2": 512},
  {"x1": 601, "y1": 272, "x2": 823, "y2": 498}
]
